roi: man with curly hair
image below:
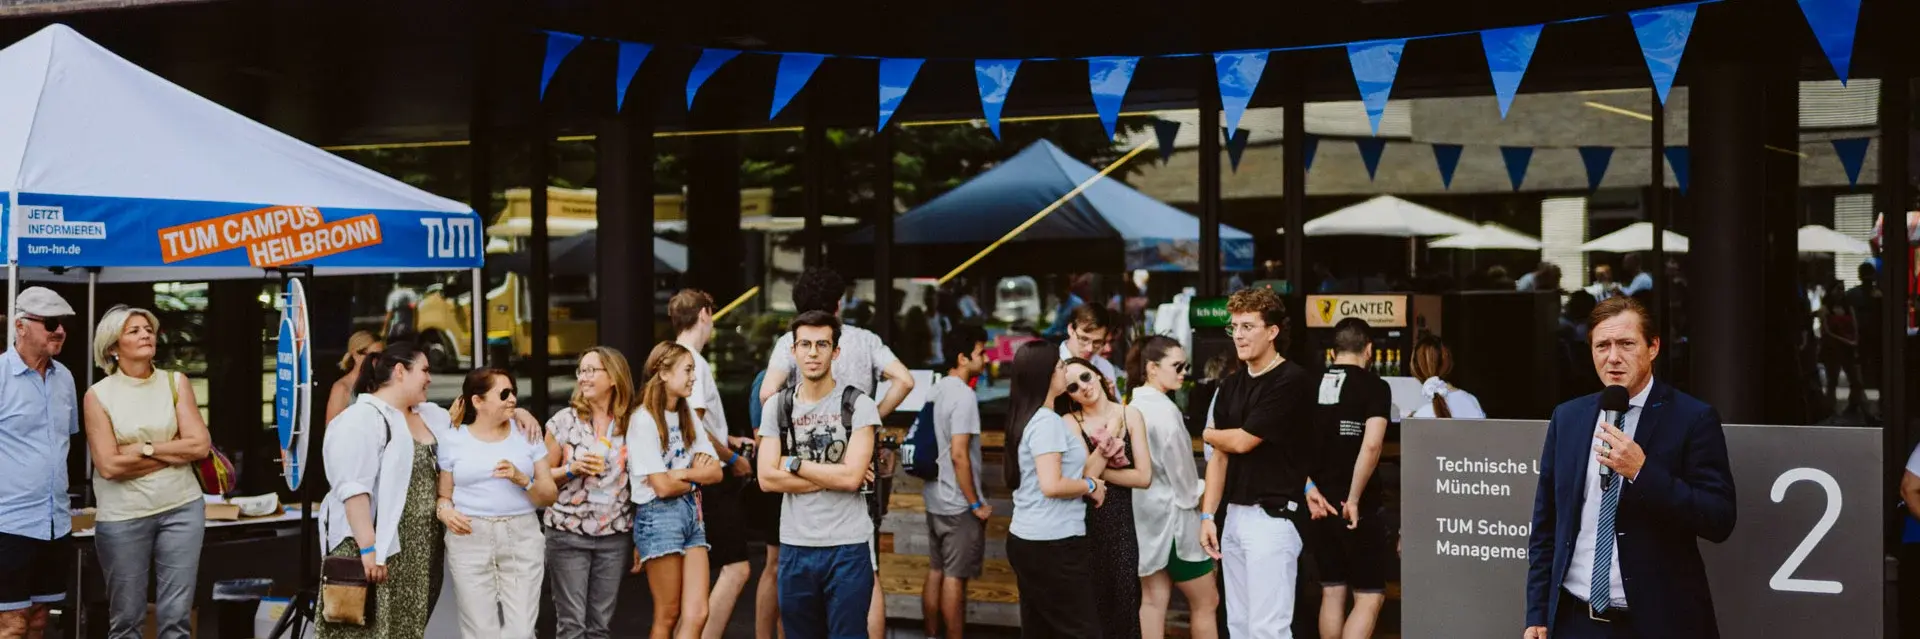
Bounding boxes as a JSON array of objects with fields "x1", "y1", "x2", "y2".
[{"x1": 1198, "y1": 286, "x2": 1322, "y2": 639}]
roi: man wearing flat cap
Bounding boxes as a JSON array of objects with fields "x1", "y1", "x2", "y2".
[{"x1": 0, "y1": 287, "x2": 81, "y2": 639}]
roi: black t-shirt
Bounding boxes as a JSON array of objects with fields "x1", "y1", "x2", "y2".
[
  {"x1": 1212, "y1": 359, "x2": 1317, "y2": 508},
  {"x1": 1314, "y1": 364, "x2": 1392, "y2": 510}
]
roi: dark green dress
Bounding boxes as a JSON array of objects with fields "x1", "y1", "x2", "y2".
[{"x1": 320, "y1": 443, "x2": 444, "y2": 639}]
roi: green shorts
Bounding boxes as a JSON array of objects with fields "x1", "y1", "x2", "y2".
[{"x1": 1167, "y1": 541, "x2": 1214, "y2": 583}]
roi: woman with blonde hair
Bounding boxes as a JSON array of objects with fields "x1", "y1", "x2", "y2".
[
  {"x1": 628, "y1": 342, "x2": 724, "y2": 639},
  {"x1": 328, "y1": 331, "x2": 384, "y2": 423},
  {"x1": 437, "y1": 368, "x2": 558, "y2": 638},
  {"x1": 84, "y1": 305, "x2": 211, "y2": 639},
  {"x1": 542, "y1": 346, "x2": 639, "y2": 639},
  {"x1": 1409, "y1": 336, "x2": 1484, "y2": 419}
]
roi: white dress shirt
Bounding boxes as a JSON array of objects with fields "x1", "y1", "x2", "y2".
[{"x1": 1562, "y1": 381, "x2": 1651, "y2": 609}]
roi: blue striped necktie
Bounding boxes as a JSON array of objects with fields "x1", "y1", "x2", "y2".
[{"x1": 1591, "y1": 408, "x2": 1629, "y2": 613}]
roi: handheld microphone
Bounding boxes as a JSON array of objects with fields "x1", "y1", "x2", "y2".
[{"x1": 1598, "y1": 385, "x2": 1630, "y2": 481}]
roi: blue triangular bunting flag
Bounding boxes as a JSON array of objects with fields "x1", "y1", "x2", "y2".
[
  {"x1": 1500, "y1": 146, "x2": 1533, "y2": 191},
  {"x1": 974, "y1": 59, "x2": 1022, "y2": 138},
  {"x1": 1630, "y1": 4, "x2": 1699, "y2": 105},
  {"x1": 687, "y1": 49, "x2": 741, "y2": 110},
  {"x1": 1154, "y1": 119, "x2": 1182, "y2": 163},
  {"x1": 540, "y1": 31, "x2": 585, "y2": 101},
  {"x1": 1833, "y1": 137, "x2": 1869, "y2": 188},
  {"x1": 1355, "y1": 138, "x2": 1387, "y2": 181},
  {"x1": 1431, "y1": 144, "x2": 1463, "y2": 189},
  {"x1": 1578, "y1": 146, "x2": 1615, "y2": 192},
  {"x1": 770, "y1": 53, "x2": 827, "y2": 120},
  {"x1": 1798, "y1": 0, "x2": 1862, "y2": 85},
  {"x1": 878, "y1": 58, "x2": 926, "y2": 129},
  {"x1": 1302, "y1": 134, "x2": 1319, "y2": 173},
  {"x1": 614, "y1": 42, "x2": 652, "y2": 111},
  {"x1": 1224, "y1": 128, "x2": 1250, "y2": 172},
  {"x1": 1346, "y1": 39, "x2": 1407, "y2": 136},
  {"x1": 1212, "y1": 51, "x2": 1269, "y2": 133},
  {"x1": 1480, "y1": 24, "x2": 1543, "y2": 118},
  {"x1": 1664, "y1": 146, "x2": 1692, "y2": 195},
  {"x1": 1089, "y1": 57, "x2": 1140, "y2": 141}
]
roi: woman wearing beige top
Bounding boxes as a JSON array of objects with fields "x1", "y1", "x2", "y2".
[{"x1": 83, "y1": 305, "x2": 211, "y2": 639}]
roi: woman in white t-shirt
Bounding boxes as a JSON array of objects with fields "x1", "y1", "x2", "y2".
[
  {"x1": 629, "y1": 342, "x2": 725, "y2": 639},
  {"x1": 1408, "y1": 337, "x2": 1486, "y2": 419},
  {"x1": 435, "y1": 368, "x2": 558, "y2": 638}
]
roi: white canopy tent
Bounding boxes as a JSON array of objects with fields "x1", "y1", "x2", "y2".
[
  {"x1": 1429, "y1": 223, "x2": 1543, "y2": 250},
  {"x1": 1299, "y1": 195, "x2": 1481, "y2": 237},
  {"x1": 0, "y1": 25, "x2": 483, "y2": 361},
  {"x1": 1581, "y1": 222, "x2": 1691, "y2": 253},
  {"x1": 1797, "y1": 225, "x2": 1872, "y2": 255}
]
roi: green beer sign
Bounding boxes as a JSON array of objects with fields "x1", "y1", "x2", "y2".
[{"x1": 1189, "y1": 297, "x2": 1230, "y2": 328}]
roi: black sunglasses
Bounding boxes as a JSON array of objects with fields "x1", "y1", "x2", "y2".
[
  {"x1": 23, "y1": 315, "x2": 62, "y2": 332},
  {"x1": 1164, "y1": 361, "x2": 1189, "y2": 374},
  {"x1": 497, "y1": 387, "x2": 517, "y2": 401},
  {"x1": 1065, "y1": 371, "x2": 1096, "y2": 395}
]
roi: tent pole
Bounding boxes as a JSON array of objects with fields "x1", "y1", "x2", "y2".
[
  {"x1": 470, "y1": 267, "x2": 483, "y2": 368},
  {"x1": 86, "y1": 269, "x2": 96, "y2": 386},
  {"x1": 7, "y1": 190, "x2": 19, "y2": 349}
]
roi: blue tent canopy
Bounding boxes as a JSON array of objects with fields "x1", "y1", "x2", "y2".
[{"x1": 842, "y1": 140, "x2": 1253, "y2": 273}]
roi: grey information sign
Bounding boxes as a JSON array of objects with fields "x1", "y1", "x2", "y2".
[{"x1": 1401, "y1": 419, "x2": 1882, "y2": 639}]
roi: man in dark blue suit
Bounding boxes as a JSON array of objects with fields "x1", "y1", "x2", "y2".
[{"x1": 1524, "y1": 297, "x2": 1736, "y2": 639}]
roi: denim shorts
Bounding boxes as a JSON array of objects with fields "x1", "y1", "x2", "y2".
[{"x1": 632, "y1": 496, "x2": 708, "y2": 562}]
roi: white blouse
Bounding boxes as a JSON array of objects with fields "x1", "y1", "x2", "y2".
[
  {"x1": 1129, "y1": 386, "x2": 1209, "y2": 576},
  {"x1": 319, "y1": 394, "x2": 452, "y2": 565},
  {"x1": 1409, "y1": 377, "x2": 1486, "y2": 419}
]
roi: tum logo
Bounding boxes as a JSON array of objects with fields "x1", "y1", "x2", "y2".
[{"x1": 420, "y1": 218, "x2": 477, "y2": 259}]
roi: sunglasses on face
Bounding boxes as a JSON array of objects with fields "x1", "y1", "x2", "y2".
[
  {"x1": 497, "y1": 387, "x2": 516, "y2": 401},
  {"x1": 23, "y1": 315, "x2": 62, "y2": 333},
  {"x1": 1065, "y1": 371, "x2": 1096, "y2": 395},
  {"x1": 1162, "y1": 360, "x2": 1189, "y2": 374}
]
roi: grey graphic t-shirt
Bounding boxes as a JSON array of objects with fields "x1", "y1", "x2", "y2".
[{"x1": 758, "y1": 387, "x2": 881, "y2": 548}]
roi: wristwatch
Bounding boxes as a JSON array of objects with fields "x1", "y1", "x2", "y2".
[
  {"x1": 784, "y1": 456, "x2": 803, "y2": 474},
  {"x1": 140, "y1": 443, "x2": 155, "y2": 458}
]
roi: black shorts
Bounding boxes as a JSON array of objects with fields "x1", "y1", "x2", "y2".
[
  {"x1": 0, "y1": 533, "x2": 71, "y2": 611},
  {"x1": 704, "y1": 471, "x2": 751, "y2": 568},
  {"x1": 1309, "y1": 507, "x2": 1391, "y2": 593},
  {"x1": 745, "y1": 475, "x2": 783, "y2": 547}
]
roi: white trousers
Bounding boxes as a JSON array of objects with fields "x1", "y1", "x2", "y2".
[
  {"x1": 445, "y1": 513, "x2": 546, "y2": 639},
  {"x1": 1222, "y1": 503, "x2": 1303, "y2": 639}
]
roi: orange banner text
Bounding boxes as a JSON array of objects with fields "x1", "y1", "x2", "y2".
[
  {"x1": 245, "y1": 215, "x2": 383, "y2": 268},
  {"x1": 158, "y1": 206, "x2": 326, "y2": 263}
]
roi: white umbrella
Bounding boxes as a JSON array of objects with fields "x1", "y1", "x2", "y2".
[
  {"x1": 1582, "y1": 222, "x2": 1690, "y2": 253},
  {"x1": 1430, "y1": 223, "x2": 1543, "y2": 250},
  {"x1": 1797, "y1": 225, "x2": 1871, "y2": 254},
  {"x1": 1299, "y1": 195, "x2": 1481, "y2": 237}
]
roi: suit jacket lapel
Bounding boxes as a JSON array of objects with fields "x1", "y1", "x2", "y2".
[
  {"x1": 1631, "y1": 380, "x2": 1671, "y2": 449},
  {"x1": 1565, "y1": 394, "x2": 1602, "y2": 513}
]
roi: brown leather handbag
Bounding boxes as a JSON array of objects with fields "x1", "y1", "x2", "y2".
[{"x1": 320, "y1": 555, "x2": 374, "y2": 625}]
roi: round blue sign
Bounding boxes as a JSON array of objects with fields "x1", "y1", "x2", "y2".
[{"x1": 274, "y1": 315, "x2": 298, "y2": 464}]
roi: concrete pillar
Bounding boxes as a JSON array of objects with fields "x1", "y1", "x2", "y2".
[
  {"x1": 688, "y1": 127, "x2": 745, "y2": 303},
  {"x1": 1197, "y1": 64, "x2": 1223, "y2": 299}
]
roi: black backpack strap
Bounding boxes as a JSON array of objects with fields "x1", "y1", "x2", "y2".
[{"x1": 777, "y1": 386, "x2": 796, "y2": 458}]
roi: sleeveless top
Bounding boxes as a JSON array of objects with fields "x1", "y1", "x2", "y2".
[{"x1": 92, "y1": 369, "x2": 202, "y2": 522}]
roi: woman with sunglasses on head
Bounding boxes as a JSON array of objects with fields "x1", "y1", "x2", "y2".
[
  {"x1": 1126, "y1": 336, "x2": 1219, "y2": 639},
  {"x1": 328, "y1": 331, "x2": 384, "y2": 424},
  {"x1": 1059, "y1": 357, "x2": 1152, "y2": 639},
  {"x1": 83, "y1": 306, "x2": 211, "y2": 639},
  {"x1": 542, "y1": 346, "x2": 639, "y2": 639},
  {"x1": 628, "y1": 343, "x2": 725, "y2": 639},
  {"x1": 436, "y1": 369, "x2": 557, "y2": 638},
  {"x1": 1004, "y1": 342, "x2": 1108, "y2": 637},
  {"x1": 319, "y1": 343, "x2": 449, "y2": 639}
]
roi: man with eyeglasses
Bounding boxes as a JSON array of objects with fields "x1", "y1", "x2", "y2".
[
  {"x1": 1198, "y1": 286, "x2": 1319, "y2": 639},
  {"x1": 756, "y1": 268, "x2": 911, "y2": 639},
  {"x1": 0, "y1": 287, "x2": 81, "y2": 639},
  {"x1": 1058, "y1": 303, "x2": 1120, "y2": 397}
]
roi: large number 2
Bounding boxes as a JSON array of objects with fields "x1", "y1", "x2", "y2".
[{"x1": 1769, "y1": 467, "x2": 1843, "y2": 594}]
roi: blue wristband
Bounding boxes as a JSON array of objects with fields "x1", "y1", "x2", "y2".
[
  {"x1": 689, "y1": 481, "x2": 701, "y2": 490},
  {"x1": 1306, "y1": 480, "x2": 1317, "y2": 492},
  {"x1": 726, "y1": 452, "x2": 741, "y2": 466},
  {"x1": 969, "y1": 501, "x2": 984, "y2": 511},
  {"x1": 358, "y1": 545, "x2": 375, "y2": 556},
  {"x1": 1084, "y1": 478, "x2": 1097, "y2": 494},
  {"x1": 1200, "y1": 513, "x2": 1214, "y2": 521}
]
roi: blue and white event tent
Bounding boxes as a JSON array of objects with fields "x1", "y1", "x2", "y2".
[{"x1": 0, "y1": 24, "x2": 483, "y2": 359}]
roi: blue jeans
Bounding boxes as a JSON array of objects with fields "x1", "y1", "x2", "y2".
[{"x1": 776, "y1": 543, "x2": 874, "y2": 639}]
